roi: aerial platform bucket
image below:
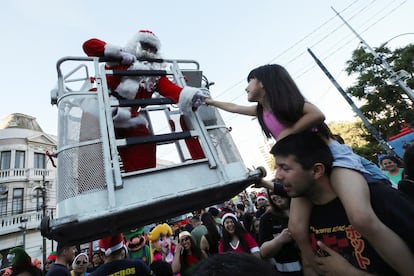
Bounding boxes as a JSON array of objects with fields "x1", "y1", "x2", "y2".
[{"x1": 41, "y1": 57, "x2": 265, "y2": 245}]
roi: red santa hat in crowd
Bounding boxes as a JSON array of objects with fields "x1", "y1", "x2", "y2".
[
  {"x1": 256, "y1": 192, "x2": 268, "y2": 202},
  {"x1": 98, "y1": 233, "x2": 125, "y2": 256},
  {"x1": 221, "y1": 212, "x2": 238, "y2": 225},
  {"x1": 46, "y1": 252, "x2": 57, "y2": 262},
  {"x1": 124, "y1": 29, "x2": 161, "y2": 57}
]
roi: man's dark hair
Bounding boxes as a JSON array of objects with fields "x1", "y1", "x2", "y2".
[
  {"x1": 190, "y1": 215, "x2": 201, "y2": 223},
  {"x1": 236, "y1": 203, "x2": 245, "y2": 211},
  {"x1": 208, "y1": 207, "x2": 219, "y2": 217},
  {"x1": 271, "y1": 132, "x2": 333, "y2": 174},
  {"x1": 56, "y1": 242, "x2": 71, "y2": 256},
  {"x1": 191, "y1": 252, "x2": 280, "y2": 276},
  {"x1": 150, "y1": 260, "x2": 173, "y2": 276}
]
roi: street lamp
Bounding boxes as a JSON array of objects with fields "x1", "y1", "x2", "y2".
[
  {"x1": 379, "y1": 32, "x2": 414, "y2": 48},
  {"x1": 331, "y1": 7, "x2": 414, "y2": 103}
]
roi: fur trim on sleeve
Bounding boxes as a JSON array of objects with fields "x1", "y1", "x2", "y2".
[
  {"x1": 112, "y1": 107, "x2": 148, "y2": 128},
  {"x1": 104, "y1": 43, "x2": 123, "y2": 58},
  {"x1": 178, "y1": 86, "x2": 198, "y2": 114}
]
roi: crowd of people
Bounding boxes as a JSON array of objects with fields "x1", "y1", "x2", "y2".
[{"x1": 0, "y1": 192, "x2": 284, "y2": 276}]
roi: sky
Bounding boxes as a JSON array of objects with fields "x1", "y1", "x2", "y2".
[{"x1": 1, "y1": 0, "x2": 413, "y2": 168}]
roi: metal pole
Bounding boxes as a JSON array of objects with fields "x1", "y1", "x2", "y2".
[
  {"x1": 307, "y1": 48, "x2": 397, "y2": 156},
  {"x1": 19, "y1": 218, "x2": 28, "y2": 250},
  {"x1": 42, "y1": 173, "x2": 47, "y2": 267},
  {"x1": 22, "y1": 227, "x2": 26, "y2": 250},
  {"x1": 331, "y1": 6, "x2": 414, "y2": 103}
]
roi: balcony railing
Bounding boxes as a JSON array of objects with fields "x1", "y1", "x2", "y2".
[
  {"x1": 0, "y1": 210, "x2": 46, "y2": 235},
  {"x1": 0, "y1": 168, "x2": 55, "y2": 183}
]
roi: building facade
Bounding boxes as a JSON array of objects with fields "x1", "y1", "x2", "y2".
[{"x1": 0, "y1": 113, "x2": 57, "y2": 270}]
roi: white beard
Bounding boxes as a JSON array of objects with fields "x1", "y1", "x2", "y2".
[{"x1": 135, "y1": 46, "x2": 166, "y2": 70}]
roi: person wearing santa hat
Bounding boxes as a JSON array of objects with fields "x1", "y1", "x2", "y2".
[
  {"x1": 90, "y1": 233, "x2": 152, "y2": 276},
  {"x1": 82, "y1": 30, "x2": 208, "y2": 172},
  {"x1": 44, "y1": 252, "x2": 57, "y2": 274},
  {"x1": 254, "y1": 192, "x2": 269, "y2": 218},
  {"x1": 171, "y1": 231, "x2": 206, "y2": 276},
  {"x1": 218, "y1": 212, "x2": 260, "y2": 257}
]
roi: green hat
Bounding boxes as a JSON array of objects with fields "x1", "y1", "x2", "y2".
[
  {"x1": 123, "y1": 227, "x2": 145, "y2": 239},
  {"x1": 7, "y1": 247, "x2": 31, "y2": 269}
]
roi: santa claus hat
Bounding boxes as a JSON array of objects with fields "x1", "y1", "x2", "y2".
[
  {"x1": 256, "y1": 192, "x2": 268, "y2": 201},
  {"x1": 98, "y1": 234, "x2": 125, "y2": 256},
  {"x1": 138, "y1": 29, "x2": 161, "y2": 50},
  {"x1": 46, "y1": 252, "x2": 57, "y2": 262},
  {"x1": 124, "y1": 29, "x2": 161, "y2": 55},
  {"x1": 221, "y1": 212, "x2": 238, "y2": 225},
  {"x1": 178, "y1": 231, "x2": 191, "y2": 240}
]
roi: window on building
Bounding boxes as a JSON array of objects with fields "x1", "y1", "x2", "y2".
[
  {"x1": 0, "y1": 191, "x2": 7, "y2": 216},
  {"x1": 34, "y1": 153, "x2": 45, "y2": 169},
  {"x1": 12, "y1": 188, "x2": 23, "y2": 214},
  {"x1": 15, "y1": 151, "x2": 25, "y2": 169},
  {"x1": 32, "y1": 186, "x2": 43, "y2": 212},
  {"x1": 1, "y1": 151, "x2": 11, "y2": 170}
]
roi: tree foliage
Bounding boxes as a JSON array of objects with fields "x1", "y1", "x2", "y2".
[{"x1": 343, "y1": 44, "x2": 414, "y2": 158}]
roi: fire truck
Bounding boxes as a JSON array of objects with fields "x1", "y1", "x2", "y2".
[{"x1": 40, "y1": 56, "x2": 265, "y2": 245}]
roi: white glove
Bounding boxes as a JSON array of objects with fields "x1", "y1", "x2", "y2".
[
  {"x1": 119, "y1": 51, "x2": 136, "y2": 65},
  {"x1": 192, "y1": 89, "x2": 210, "y2": 108}
]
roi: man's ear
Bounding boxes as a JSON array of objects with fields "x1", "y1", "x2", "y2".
[{"x1": 311, "y1": 163, "x2": 326, "y2": 179}]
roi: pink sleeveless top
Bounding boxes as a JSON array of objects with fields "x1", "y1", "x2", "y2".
[{"x1": 263, "y1": 111, "x2": 287, "y2": 139}]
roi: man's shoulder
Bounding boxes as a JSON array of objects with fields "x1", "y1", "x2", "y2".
[
  {"x1": 46, "y1": 263, "x2": 70, "y2": 276},
  {"x1": 192, "y1": 225, "x2": 207, "y2": 233},
  {"x1": 91, "y1": 259, "x2": 150, "y2": 276}
]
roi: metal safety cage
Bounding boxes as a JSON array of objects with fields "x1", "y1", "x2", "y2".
[{"x1": 41, "y1": 56, "x2": 265, "y2": 245}]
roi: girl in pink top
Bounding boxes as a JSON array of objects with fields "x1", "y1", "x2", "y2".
[{"x1": 205, "y1": 64, "x2": 413, "y2": 276}]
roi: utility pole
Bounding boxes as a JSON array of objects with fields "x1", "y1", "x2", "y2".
[
  {"x1": 331, "y1": 7, "x2": 414, "y2": 103},
  {"x1": 42, "y1": 172, "x2": 47, "y2": 267},
  {"x1": 307, "y1": 48, "x2": 397, "y2": 156}
]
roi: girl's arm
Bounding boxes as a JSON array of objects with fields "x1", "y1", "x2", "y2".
[
  {"x1": 199, "y1": 235, "x2": 209, "y2": 256},
  {"x1": 204, "y1": 98, "x2": 257, "y2": 116},
  {"x1": 278, "y1": 101, "x2": 325, "y2": 140},
  {"x1": 260, "y1": 228, "x2": 293, "y2": 258},
  {"x1": 171, "y1": 244, "x2": 183, "y2": 273},
  {"x1": 254, "y1": 179, "x2": 274, "y2": 191}
]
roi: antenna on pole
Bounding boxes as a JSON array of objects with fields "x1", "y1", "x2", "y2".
[
  {"x1": 307, "y1": 48, "x2": 396, "y2": 156},
  {"x1": 331, "y1": 6, "x2": 414, "y2": 103}
]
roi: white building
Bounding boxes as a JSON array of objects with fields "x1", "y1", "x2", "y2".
[{"x1": 0, "y1": 113, "x2": 57, "y2": 270}]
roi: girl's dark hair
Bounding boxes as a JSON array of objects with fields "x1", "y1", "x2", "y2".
[
  {"x1": 180, "y1": 236, "x2": 204, "y2": 266},
  {"x1": 248, "y1": 64, "x2": 334, "y2": 140},
  {"x1": 221, "y1": 217, "x2": 250, "y2": 253},
  {"x1": 200, "y1": 212, "x2": 220, "y2": 246},
  {"x1": 266, "y1": 188, "x2": 290, "y2": 219},
  {"x1": 380, "y1": 155, "x2": 403, "y2": 167},
  {"x1": 248, "y1": 64, "x2": 305, "y2": 138}
]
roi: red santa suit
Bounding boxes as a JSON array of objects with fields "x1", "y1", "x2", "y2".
[{"x1": 83, "y1": 30, "x2": 205, "y2": 172}]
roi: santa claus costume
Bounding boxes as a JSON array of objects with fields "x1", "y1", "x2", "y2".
[{"x1": 82, "y1": 29, "x2": 205, "y2": 172}]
